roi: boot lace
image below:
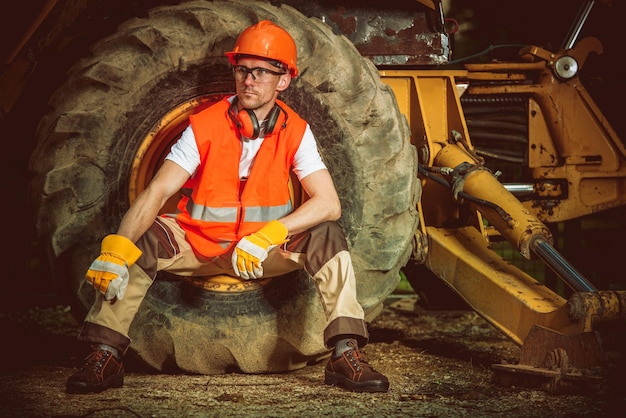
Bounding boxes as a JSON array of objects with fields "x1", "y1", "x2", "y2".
[
  {"x1": 80, "y1": 348, "x2": 112, "y2": 373},
  {"x1": 346, "y1": 347, "x2": 372, "y2": 372}
]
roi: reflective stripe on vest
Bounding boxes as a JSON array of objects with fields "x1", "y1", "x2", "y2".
[{"x1": 184, "y1": 198, "x2": 293, "y2": 223}]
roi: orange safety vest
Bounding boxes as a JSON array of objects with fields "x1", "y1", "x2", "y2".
[{"x1": 164, "y1": 97, "x2": 307, "y2": 257}]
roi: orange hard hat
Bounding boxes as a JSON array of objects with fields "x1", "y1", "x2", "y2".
[{"x1": 225, "y1": 20, "x2": 298, "y2": 77}]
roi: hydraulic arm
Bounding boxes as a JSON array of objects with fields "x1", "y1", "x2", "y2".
[{"x1": 379, "y1": 36, "x2": 626, "y2": 386}]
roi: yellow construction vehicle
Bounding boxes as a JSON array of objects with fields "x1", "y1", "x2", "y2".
[
  {"x1": 1, "y1": 0, "x2": 623, "y2": 390},
  {"x1": 379, "y1": 0, "x2": 626, "y2": 390}
]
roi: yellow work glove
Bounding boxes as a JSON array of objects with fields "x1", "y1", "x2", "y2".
[
  {"x1": 231, "y1": 220, "x2": 288, "y2": 279},
  {"x1": 86, "y1": 234, "x2": 142, "y2": 301}
]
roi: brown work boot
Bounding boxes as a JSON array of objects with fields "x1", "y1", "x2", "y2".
[
  {"x1": 324, "y1": 339, "x2": 389, "y2": 393},
  {"x1": 66, "y1": 346, "x2": 124, "y2": 394}
]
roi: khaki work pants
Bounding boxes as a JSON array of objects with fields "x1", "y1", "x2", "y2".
[{"x1": 78, "y1": 217, "x2": 368, "y2": 353}]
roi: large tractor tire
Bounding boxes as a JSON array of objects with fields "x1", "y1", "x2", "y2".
[{"x1": 29, "y1": 0, "x2": 418, "y2": 374}]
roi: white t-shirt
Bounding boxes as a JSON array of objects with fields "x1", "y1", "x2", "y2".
[{"x1": 166, "y1": 107, "x2": 327, "y2": 181}]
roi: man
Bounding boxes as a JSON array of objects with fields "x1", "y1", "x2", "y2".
[{"x1": 66, "y1": 20, "x2": 389, "y2": 394}]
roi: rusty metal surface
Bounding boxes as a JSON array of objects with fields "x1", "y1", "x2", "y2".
[
  {"x1": 568, "y1": 290, "x2": 626, "y2": 331},
  {"x1": 517, "y1": 324, "x2": 605, "y2": 370},
  {"x1": 491, "y1": 324, "x2": 605, "y2": 393},
  {"x1": 283, "y1": 0, "x2": 450, "y2": 65}
]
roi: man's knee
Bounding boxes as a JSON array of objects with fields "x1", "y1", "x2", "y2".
[
  {"x1": 289, "y1": 221, "x2": 347, "y2": 253},
  {"x1": 287, "y1": 221, "x2": 349, "y2": 274},
  {"x1": 310, "y1": 221, "x2": 348, "y2": 251}
]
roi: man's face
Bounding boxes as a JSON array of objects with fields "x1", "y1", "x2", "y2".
[{"x1": 234, "y1": 57, "x2": 291, "y2": 117}]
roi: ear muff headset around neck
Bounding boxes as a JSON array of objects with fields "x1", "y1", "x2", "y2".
[{"x1": 228, "y1": 97, "x2": 287, "y2": 139}]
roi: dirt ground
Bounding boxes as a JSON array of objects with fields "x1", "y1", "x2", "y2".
[{"x1": 0, "y1": 295, "x2": 623, "y2": 418}]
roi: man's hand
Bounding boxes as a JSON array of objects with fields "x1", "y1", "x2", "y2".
[
  {"x1": 232, "y1": 220, "x2": 288, "y2": 279},
  {"x1": 86, "y1": 234, "x2": 143, "y2": 300}
]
